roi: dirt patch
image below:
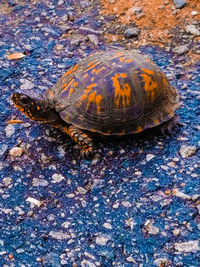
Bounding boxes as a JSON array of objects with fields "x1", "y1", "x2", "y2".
[{"x1": 101, "y1": 0, "x2": 200, "y2": 44}]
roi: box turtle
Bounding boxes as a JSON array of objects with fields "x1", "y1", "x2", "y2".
[{"x1": 11, "y1": 49, "x2": 180, "y2": 157}]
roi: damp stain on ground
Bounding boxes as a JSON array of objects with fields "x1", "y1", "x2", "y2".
[{"x1": 0, "y1": 0, "x2": 200, "y2": 266}]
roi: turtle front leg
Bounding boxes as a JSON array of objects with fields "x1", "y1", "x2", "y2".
[
  {"x1": 68, "y1": 126, "x2": 94, "y2": 157},
  {"x1": 52, "y1": 121, "x2": 95, "y2": 157}
]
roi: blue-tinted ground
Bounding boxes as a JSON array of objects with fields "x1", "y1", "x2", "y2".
[{"x1": 0, "y1": 1, "x2": 200, "y2": 266}]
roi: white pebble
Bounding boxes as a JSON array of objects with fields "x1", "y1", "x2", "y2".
[
  {"x1": 191, "y1": 11, "x2": 198, "y2": 16},
  {"x1": 174, "y1": 240, "x2": 200, "y2": 253},
  {"x1": 96, "y1": 235, "x2": 110, "y2": 246},
  {"x1": 49, "y1": 231, "x2": 70, "y2": 240},
  {"x1": 2, "y1": 177, "x2": 12, "y2": 187},
  {"x1": 144, "y1": 220, "x2": 160, "y2": 235},
  {"x1": 146, "y1": 154, "x2": 155, "y2": 161},
  {"x1": 52, "y1": 173, "x2": 65, "y2": 183},
  {"x1": 77, "y1": 186, "x2": 87, "y2": 194},
  {"x1": 172, "y1": 188, "x2": 191, "y2": 199},
  {"x1": 172, "y1": 229, "x2": 180, "y2": 236},
  {"x1": 179, "y1": 145, "x2": 196, "y2": 158},
  {"x1": 121, "y1": 201, "x2": 132, "y2": 208},
  {"x1": 20, "y1": 79, "x2": 34, "y2": 90},
  {"x1": 62, "y1": 221, "x2": 71, "y2": 229},
  {"x1": 32, "y1": 178, "x2": 49, "y2": 187},
  {"x1": 5, "y1": 124, "x2": 15, "y2": 137},
  {"x1": 26, "y1": 197, "x2": 43, "y2": 207},
  {"x1": 81, "y1": 260, "x2": 96, "y2": 267},
  {"x1": 125, "y1": 218, "x2": 135, "y2": 230},
  {"x1": 102, "y1": 222, "x2": 112, "y2": 229},
  {"x1": 126, "y1": 256, "x2": 136, "y2": 263},
  {"x1": 112, "y1": 202, "x2": 119, "y2": 209}
]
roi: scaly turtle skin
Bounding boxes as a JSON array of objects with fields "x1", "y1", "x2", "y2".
[{"x1": 11, "y1": 49, "x2": 180, "y2": 157}]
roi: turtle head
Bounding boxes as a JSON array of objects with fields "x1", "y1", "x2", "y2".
[{"x1": 11, "y1": 90, "x2": 59, "y2": 123}]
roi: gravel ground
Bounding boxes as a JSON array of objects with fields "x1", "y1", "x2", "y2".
[{"x1": 0, "y1": 0, "x2": 200, "y2": 266}]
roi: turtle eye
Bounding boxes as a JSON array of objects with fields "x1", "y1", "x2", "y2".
[{"x1": 20, "y1": 95, "x2": 31, "y2": 105}]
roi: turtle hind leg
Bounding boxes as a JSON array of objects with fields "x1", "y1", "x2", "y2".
[
  {"x1": 160, "y1": 115, "x2": 181, "y2": 135},
  {"x1": 68, "y1": 125, "x2": 95, "y2": 158}
]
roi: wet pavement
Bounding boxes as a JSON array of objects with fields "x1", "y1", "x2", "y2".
[{"x1": 0, "y1": 1, "x2": 200, "y2": 266}]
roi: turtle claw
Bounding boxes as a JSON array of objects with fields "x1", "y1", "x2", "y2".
[{"x1": 80, "y1": 146, "x2": 94, "y2": 159}]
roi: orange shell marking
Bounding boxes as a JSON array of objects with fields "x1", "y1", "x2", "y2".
[
  {"x1": 141, "y1": 68, "x2": 159, "y2": 101},
  {"x1": 112, "y1": 73, "x2": 131, "y2": 108},
  {"x1": 86, "y1": 91, "x2": 102, "y2": 115},
  {"x1": 119, "y1": 57, "x2": 133, "y2": 63},
  {"x1": 68, "y1": 88, "x2": 74, "y2": 97},
  {"x1": 63, "y1": 64, "x2": 78, "y2": 77},
  {"x1": 62, "y1": 78, "x2": 74, "y2": 93},
  {"x1": 85, "y1": 62, "x2": 101, "y2": 72},
  {"x1": 62, "y1": 80, "x2": 78, "y2": 96},
  {"x1": 78, "y1": 83, "x2": 102, "y2": 115}
]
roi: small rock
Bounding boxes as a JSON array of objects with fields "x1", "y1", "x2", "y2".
[
  {"x1": 128, "y1": 6, "x2": 143, "y2": 16},
  {"x1": 191, "y1": 11, "x2": 198, "y2": 16},
  {"x1": 20, "y1": 79, "x2": 34, "y2": 90},
  {"x1": 196, "y1": 204, "x2": 200, "y2": 214},
  {"x1": 119, "y1": 148, "x2": 125, "y2": 154},
  {"x1": 5, "y1": 124, "x2": 15, "y2": 137},
  {"x1": 173, "y1": 45, "x2": 189, "y2": 55},
  {"x1": 0, "y1": 144, "x2": 8, "y2": 156},
  {"x1": 47, "y1": 214, "x2": 55, "y2": 221},
  {"x1": 58, "y1": 0, "x2": 64, "y2": 5},
  {"x1": 185, "y1": 24, "x2": 200, "y2": 36},
  {"x1": 70, "y1": 38, "x2": 82, "y2": 46},
  {"x1": 179, "y1": 145, "x2": 197, "y2": 158},
  {"x1": 124, "y1": 27, "x2": 140, "y2": 39},
  {"x1": 172, "y1": 188, "x2": 191, "y2": 199},
  {"x1": 24, "y1": 44, "x2": 32, "y2": 51},
  {"x1": 49, "y1": 231, "x2": 70, "y2": 240},
  {"x1": 32, "y1": 178, "x2": 49, "y2": 187},
  {"x1": 96, "y1": 235, "x2": 110, "y2": 245},
  {"x1": 126, "y1": 256, "x2": 136, "y2": 264},
  {"x1": 77, "y1": 186, "x2": 87, "y2": 194},
  {"x1": 109, "y1": 0, "x2": 115, "y2": 3},
  {"x1": 144, "y1": 220, "x2": 160, "y2": 235},
  {"x1": 62, "y1": 221, "x2": 70, "y2": 229},
  {"x1": 2, "y1": 177, "x2": 12, "y2": 187},
  {"x1": 80, "y1": 1, "x2": 91, "y2": 8},
  {"x1": 68, "y1": 11, "x2": 75, "y2": 21},
  {"x1": 172, "y1": 228, "x2": 180, "y2": 236},
  {"x1": 154, "y1": 258, "x2": 171, "y2": 266},
  {"x1": 173, "y1": 0, "x2": 187, "y2": 9},
  {"x1": 87, "y1": 34, "x2": 98, "y2": 46},
  {"x1": 81, "y1": 260, "x2": 96, "y2": 267},
  {"x1": 9, "y1": 147, "x2": 24, "y2": 157},
  {"x1": 102, "y1": 222, "x2": 112, "y2": 229},
  {"x1": 79, "y1": 26, "x2": 103, "y2": 35},
  {"x1": 26, "y1": 197, "x2": 43, "y2": 207},
  {"x1": 52, "y1": 173, "x2": 65, "y2": 183},
  {"x1": 121, "y1": 201, "x2": 132, "y2": 208},
  {"x1": 146, "y1": 154, "x2": 155, "y2": 161},
  {"x1": 174, "y1": 240, "x2": 200, "y2": 253},
  {"x1": 125, "y1": 218, "x2": 135, "y2": 230},
  {"x1": 112, "y1": 202, "x2": 119, "y2": 209}
]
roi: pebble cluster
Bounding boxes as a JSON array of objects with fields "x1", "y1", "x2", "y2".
[{"x1": 0, "y1": 0, "x2": 200, "y2": 266}]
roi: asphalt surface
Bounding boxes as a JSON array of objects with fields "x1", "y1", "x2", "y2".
[{"x1": 0, "y1": 1, "x2": 200, "y2": 266}]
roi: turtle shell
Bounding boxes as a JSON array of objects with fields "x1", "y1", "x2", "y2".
[{"x1": 45, "y1": 49, "x2": 179, "y2": 135}]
